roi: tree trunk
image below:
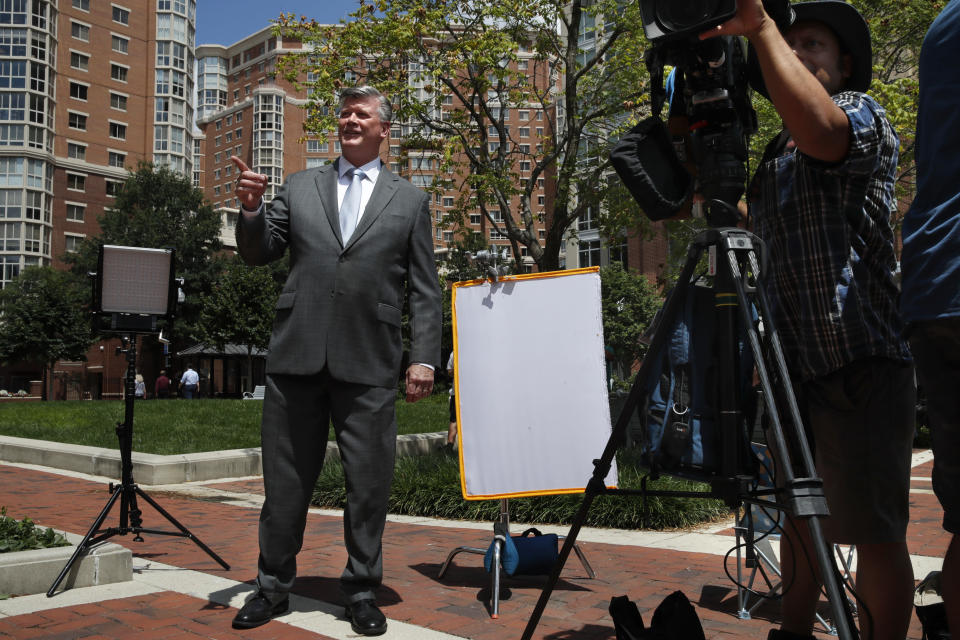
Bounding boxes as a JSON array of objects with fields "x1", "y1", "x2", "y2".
[
  {"x1": 44, "y1": 361, "x2": 53, "y2": 401},
  {"x1": 246, "y1": 349, "x2": 254, "y2": 394}
]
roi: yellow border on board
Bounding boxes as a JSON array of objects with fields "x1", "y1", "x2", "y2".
[{"x1": 450, "y1": 266, "x2": 613, "y2": 500}]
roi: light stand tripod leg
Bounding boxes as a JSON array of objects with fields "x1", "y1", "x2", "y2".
[
  {"x1": 47, "y1": 334, "x2": 229, "y2": 597},
  {"x1": 133, "y1": 487, "x2": 230, "y2": 569},
  {"x1": 46, "y1": 484, "x2": 124, "y2": 597}
]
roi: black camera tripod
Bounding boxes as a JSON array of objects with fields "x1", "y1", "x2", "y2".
[
  {"x1": 521, "y1": 228, "x2": 859, "y2": 640},
  {"x1": 47, "y1": 335, "x2": 229, "y2": 597}
]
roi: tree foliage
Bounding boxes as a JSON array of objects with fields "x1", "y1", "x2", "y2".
[
  {"x1": 599, "y1": 262, "x2": 662, "y2": 382},
  {"x1": 274, "y1": 0, "x2": 652, "y2": 272},
  {"x1": 0, "y1": 267, "x2": 93, "y2": 399},
  {"x1": 65, "y1": 162, "x2": 223, "y2": 348},
  {"x1": 196, "y1": 256, "x2": 282, "y2": 392}
]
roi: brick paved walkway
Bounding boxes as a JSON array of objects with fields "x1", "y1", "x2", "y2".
[{"x1": 0, "y1": 452, "x2": 947, "y2": 639}]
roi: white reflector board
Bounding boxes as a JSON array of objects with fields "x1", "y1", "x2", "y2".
[{"x1": 452, "y1": 267, "x2": 616, "y2": 499}]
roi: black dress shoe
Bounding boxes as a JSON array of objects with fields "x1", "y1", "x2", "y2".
[
  {"x1": 345, "y1": 599, "x2": 387, "y2": 636},
  {"x1": 232, "y1": 591, "x2": 289, "y2": 629}
]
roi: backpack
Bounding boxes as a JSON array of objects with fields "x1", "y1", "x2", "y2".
[{"x1": 640, "y1": 279, "x2": 755, "y2": 479}]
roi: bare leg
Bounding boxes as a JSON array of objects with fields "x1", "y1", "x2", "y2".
[
  {"x1": 779, "y1": 517, "x2": 821, "y2": 636},
  {"x1": 853, "y1": 541, "x2": 914, "y2": 640}
]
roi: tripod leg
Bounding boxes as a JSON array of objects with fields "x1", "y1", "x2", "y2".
[
  {"x1": 522, "y1": 242, "x2": 707, "y2": 640},
  {"x1": 724, "y1": 241, "x2": 858, "y2": 640},
  {"x1": 47, "y1": 485, "x2": 123, "y2": 597},
  {"x1": 134, "y1": 487, "x2": 230, "y2": 569}
]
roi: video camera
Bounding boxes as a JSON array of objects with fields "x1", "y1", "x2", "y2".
[{"x1": 612, "y1": 0, "x2": 793, "y2": 227}]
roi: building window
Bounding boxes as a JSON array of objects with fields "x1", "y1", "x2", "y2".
[
  {"x1": 442, "y1": 197, "x2": 454, "y2": 207},
  {"x1": 112, "y1": 6, "x2": 130, "y2": 25},
  {"x1": 105, "y1": 180, "x2": 122, "y2": 197},
  {"x1": 235, "y1": 111, "x2": 243, "y2": 122},
  {"x1": 111, "y1": 64, "x2": 128, "y2": 82},
  {"x1": 68, "y1": 112, "x2": 87, "y2": 130},
  {"x1": 519, "y1": 127, "x2": 530, "y2": 137},
  {"x1": 69, "y1": 82, "x2": 88, "y2": 101},
  {"x1": 578, "y1": 239, "x2": 601, "y2": 267},
  {"x1": 73, "y1": 0, "x2": 90, "y2": 10},
  {"x1": 70, "y1": 51, "x2": 89, "y2": 71},
  {"x1": 306, "y1": 140, "x2": 328, "y2": 153},
  {"x1": 67, "y1": 142, "x2": 85, "y2": 160},
  {"x1": 108, "y1": 151, "x2": 125, "y2": 168},
  {"x1": 65, "y1": 234, "x2": 83, "y2": 253},
  {"x1": 71, "y1": 22, "x2": 90, "y2": 42},
  {"x1": 67, "y1": 173, "x2": 86, "y2": 191},
  {"x1": 66, "y1": 203, "x2": 85, "y2": 221},
  {"x1": 111, "y1": 35, "x2": 128, "y2": 54},
  {"x1": 470, "y1": 213, "x2": 482, "y2": 225},
  {"x1": 110, "y1": 92, "x2": 127, "y2": 111},
  {"x1": 109, "y1": 122, "x2": 126, "y2": 140}
]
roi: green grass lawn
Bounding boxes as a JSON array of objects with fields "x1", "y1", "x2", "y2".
[{"x1": 0, "y1": 393, "x2": 448, "y2": 455}]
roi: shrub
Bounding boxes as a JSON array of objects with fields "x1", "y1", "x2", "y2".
[
  {"x1": 0, "y1": 507, "x2": 71, "y2": 554},
  {"x1": 313, "y1": 448, "x2": 729, "y2": 531}
]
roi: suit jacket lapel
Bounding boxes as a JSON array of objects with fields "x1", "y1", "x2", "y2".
[
  {"x1": 344, "y1": 163, "x2": 398, "y2": 249},
  {"x1": 317, "y1": 161, "x2": 341, "y2": 244}
]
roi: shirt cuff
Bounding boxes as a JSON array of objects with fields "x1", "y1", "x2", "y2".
[
  {"x1": 411, "y1": 362, "x2": 434, "y2": 371},
  {"x1": 241, "y1": 201, "x2": 263, "y2": 218}
]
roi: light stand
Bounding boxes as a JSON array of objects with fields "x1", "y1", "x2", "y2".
[{"x1": 47, "y1": 246, "x2": 229, "y2": 597}]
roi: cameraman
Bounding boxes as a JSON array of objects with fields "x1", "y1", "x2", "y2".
[{"x1": 703, "y1": 2, "x2": 914, "y2": 640}]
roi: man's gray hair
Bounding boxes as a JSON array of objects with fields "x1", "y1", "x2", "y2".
[{"x1": 338, "y1": 86, "x2": 392, "y2": 123}]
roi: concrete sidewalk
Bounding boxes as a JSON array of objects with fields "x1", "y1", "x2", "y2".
[{"x1": 0, "y1": 450, "x2": 947, "y2": 639}]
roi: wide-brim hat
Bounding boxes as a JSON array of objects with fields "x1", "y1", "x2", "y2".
[{"x1": 748, "y1": 0, "x2": 873, "y2": 99}]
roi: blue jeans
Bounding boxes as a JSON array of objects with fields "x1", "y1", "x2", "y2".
[{"x1": 181, "y1": 384, "x2": 198, "y2": 399}]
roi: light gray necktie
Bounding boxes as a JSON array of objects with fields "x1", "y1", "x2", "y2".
[{"x1": 340, "y1": 167, "x2": 364, "y2": 243}]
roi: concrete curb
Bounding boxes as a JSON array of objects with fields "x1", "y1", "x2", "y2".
[
  {"x1": 0, "y1": 530, "x2": 132, "y2": 597},
  {"x1": 0, "y1": 432, "x2": 447, "y2": 485}
]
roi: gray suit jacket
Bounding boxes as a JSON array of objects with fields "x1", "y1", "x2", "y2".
[{"x1": 236, "y1": 160, "x2": 441, "y2": 388}]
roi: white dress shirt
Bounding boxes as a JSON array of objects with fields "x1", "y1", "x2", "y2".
[{"x1": 336, "y1": 157, "x2": 382, "y2": 225}]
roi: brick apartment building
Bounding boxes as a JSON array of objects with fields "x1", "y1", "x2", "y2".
[
  {"x1": 0, "y1": 0, "x2": 194, "y2": 397},
  {"x1": 0, "y1": 3, "x2": 666, "y2": 399}
]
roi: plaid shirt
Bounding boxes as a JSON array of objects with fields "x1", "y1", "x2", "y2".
[{"x1": 748, "y1": 91, "x2": 911, "y2": 381}]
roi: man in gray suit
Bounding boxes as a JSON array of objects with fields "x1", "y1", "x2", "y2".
[{"x1": 229, "y1": 86, "x2": 441, "y2": 636}]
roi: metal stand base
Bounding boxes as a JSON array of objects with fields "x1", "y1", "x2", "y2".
[{"x1": 437, "y1": 498, "x2": 595, "y2": 618}]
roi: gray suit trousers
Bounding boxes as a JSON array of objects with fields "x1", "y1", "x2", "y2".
[{"x1": 256, "y1": 370, "x2": 397, "y2": 603}]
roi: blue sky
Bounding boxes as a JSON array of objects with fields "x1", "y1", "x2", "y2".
[{"x1": 196, "y1": 0, "x2": 363, "y2": 46}]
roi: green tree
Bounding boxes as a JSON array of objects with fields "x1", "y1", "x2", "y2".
[
  {"x1": 196, "y1": 256, "x2": 281, "y2": 393},
  {"x1": 274, "y1": 0, "x2": 651, "y2": 272},
  {"x1": 65, "y1": 162, "x2": 223, "y2": 349},
  {"x1": 599, "y1": 262, "x2": 662, "y2": 384},
  {"x1": 0, "y1": 267, "x2": 94, "y2": 400},
  {"x1": 436, "y1": 231, "x2": 494, "y2": 360}
]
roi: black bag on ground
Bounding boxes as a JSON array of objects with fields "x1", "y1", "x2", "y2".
[
  {"x1": 609, "y1": 590, "x2": 706, "y2": 640},
  {"x1": 510, "y1": 527, "x2": 558, "y2": 576}
]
